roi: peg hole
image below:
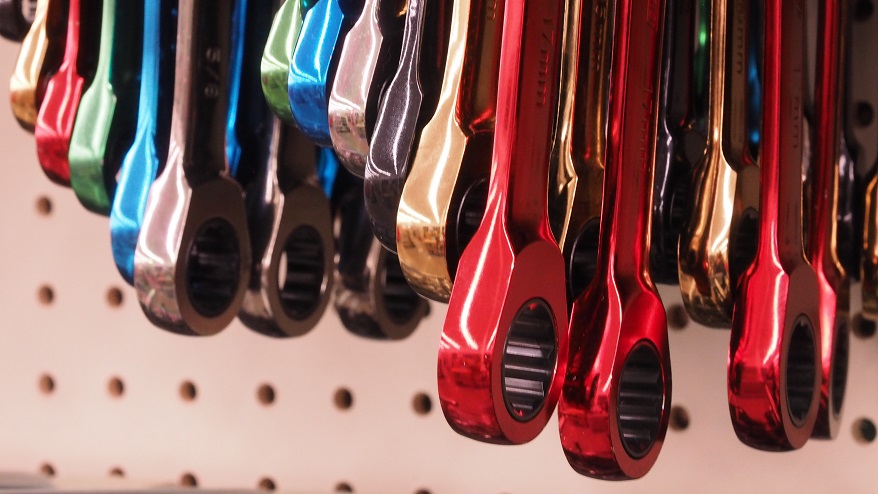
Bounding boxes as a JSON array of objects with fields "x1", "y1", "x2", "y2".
[
  {"x1": 179, "y1": 381, "x2": 197, "y2": 402},
  {"x1": 335, "y1": 482, "x2": 354, "y2": 492},
  {"x1": 258, "y1": 477, "x2": 276, "y2": 490},
  {"x1": 39, "y1": 374, "x2": 55, "y2": 394},
  {"x1": 667, "y1": 305, "x2": 689, "y2": 330},
  {"x1": 669, "y1": 405, "x2": 690, "y2": 431},
  {"x1": 853, "y1": 313, "x2": 876, "y2": 338},
  {"x1": 109, "y1": 467, "x2": 124, "y2": 477},
  {"x1": 106, "y1": 287, "x2": 124, "y2": 307},
  {"x1": 180, "y1": 472, "x2": 198, "y2": 487},
  {"x1": 38, "y1": 285, "x2": 54, "y2": 305},
  {"x1": 854, "y1": 418, "x2": 877, "y2": 444},
  {"x1": 257, "y1": 384, "x2": 276, "y2": 406},
  {"x1": 40, "y1": 463, "x2": 55, "y2": 477},
  {"x1": 412, "y1": 392, "x2": 432, "y2": 415},
  {"x1": 334, "y1": 388, "x2": 353, "y2": 410},
  {"x1": 108, "y1": 376, "x2": 124, "y2": 398},
  {"x1": 35, "y1": 196, "x2": 52, "y2": 216}
]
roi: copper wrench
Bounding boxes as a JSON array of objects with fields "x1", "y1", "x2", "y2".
[
  {"x1": 558, "y1": 0, "x2": 670, "y2": 479},
  {"x1": 395, "y1": 0, "x2": 504, "y2": 302},
  {"x1": 328, "y1": 0, "x2": 406, "y2": 176},
  {"x1": 365, "y1": 0, "x2": 453, "y2": 253},
  {"x1": 134, "y1": 0, "x2": 251, "y2": 336},
  {"x1": 8, "y1": 0, "x2": 61, "y2": 131},
  {"x1": 728, "y1": 0, "x2": 821, "y2": 450}
]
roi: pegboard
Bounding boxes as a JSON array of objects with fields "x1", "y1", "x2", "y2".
[{"x1": 0, "y1": 3, "x2": 877, "y2": 493}]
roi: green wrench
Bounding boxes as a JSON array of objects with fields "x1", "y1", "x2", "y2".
[{"x1": 261, "y1": 0, "x2": 316, "y2": 120}]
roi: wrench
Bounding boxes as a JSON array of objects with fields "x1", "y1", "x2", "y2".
[
  {"x1": 9, "y1": 0, "x2": 58, "y2": 130},
  {"x1": 395, "y1": 0, "x2": 504, "y2": 302},
  {"x1": 134, "y1": 0, "x2": 251, "y2": 336},
  {"x1": 261, "y1": 0, "x2": 316, "y2": 121},
  {"x1": 0, "y1": 0, "x2": 36, "y2": 41},
  {"x1": 438, "y1": 0, "x2": 567, "y2": 445},
  {"x1": 728, "y1": 0, "x2": 821, "y2": 450},
  {"x1": 558, "y1": 0, "x2": 670, "y2": 479},
  {"x1": 68, "y1": 0, "x2": 143, "y2": 214},
  {"x1": 110, "y1": 0, "x2": 177, "y2": 284}
]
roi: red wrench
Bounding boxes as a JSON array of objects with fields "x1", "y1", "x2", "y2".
[
  {"x1": 728, "y1": 0, "x2": 821, "y2": 450},
  {"x1": 558, "y1": 0, "x2": 670, "y2": 480},
  {"x1": 438, "y1": 0, "x2": 567, "y2": 444}
]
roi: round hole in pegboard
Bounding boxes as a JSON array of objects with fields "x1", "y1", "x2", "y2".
[
  {"x1": 334, "y1": 388, "x2": 354, "y2": 410},
  {"x1": 667, "y1": 304, "x2": 689, "y2": 330},
  {"x1": 855, "y1": 0, "x2": 874, "y2": 20},
  {"x1": 412, "y1": 392, "x2": 432, "y2": 415},
  {"x1": 179, "y1": 381, "x2": 197, "y2": 402},
  {"x1": 258, "y1": 477, "x2": 276, "y2": 491},
  {"x1": 852, "y1": 313, "x2": 876, "y2": 339},
  {"x1": 855, "y1": 101, "x2": 875, "y2": 128},
  {"x1": 35, "y1": 195, "x2": 52, "y2": 216},
  {"x1": 39, "y1": 374, "x2": 55, "y2": 394},
  {"x1": 40, "y1": 463, "x2": 55, "y2": 477},
  {"x1": 257, "y1": 384, "x2": 276, "y2": 406},
  {"x1": 669, "y1": 405, "x2": 691, "y2": 431},
  {"x1": 108, "y1": 376, "x2": 125, "y2": 398},
  {"x1": 415, "y1": 490, "x2": 432, "y2": 494},
  {"x1": 38, "y1": 285, "x2": 54, "y2": 305},
  {"x1": 180, "y1": 472, "x2": 198, "y2": 487},
  {"x1": 335, "y1": 482, "x2": 354, "y2": 492},
  {"x1": 106, "y1": 287, "x2": 124, "y2": 307},
  {"x1": 854, "y1": 418, "x2": 878, "y2": 444},
  {"x1": 109, "y1": 467, "x2": 124, "y2": 477}
]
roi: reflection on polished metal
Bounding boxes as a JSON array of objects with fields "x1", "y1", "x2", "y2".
[
  {"x1": 133, "y1": 0, "x2": 251, "y2": 336},
  {"x1": 333, "y1": 172, "x2": 428, "y2": 340},
  {"x1": 328, "y1": 0, "x2": 406, "y2": 176},
  {"x1": 0, "y1": 0, "x2": 36, "y2": 41},
  {"x1": 677, "y1": 0, "x2": 759, "y2": 327},
  {"x1": 558, "y1": 0, "x2": 670, "y2": 479},
  {"x1": 728, "y1": 0, "x2": 820, "y2": 451},
  {"x1": 34, "y1": 0, "x2": 100, "y2": 185},
  {"x1": 69, "y1": 0, "x2": 144, "y2": 215},
  {"x1": 438, "y1": 0, "x2": 566, "y2": 445},
  {"x1": 240, "y1": 120, "x2": 335, "y2": 338},
  {"x1": 288, "y1": 0, "x2": 358, "y2": 146},
  {"x1": 366, "y1": 0, "x2": 452, "y2": 252},
  {"x1": 261, "y1": 0, "x2": 309, "y2": 121},
  {"x1": 9, "y1": 0, "x2": 51, "y2": 130},
  {"x1": 395, "y1": 0, "x2": 503, "y2": 302},
  {"x1": 109, "y1": 0, "x2": 176, "y2": 284},
  {"x1": 808, "y1": 0, "x2": 849, "y2": 440},
  {"x1": 547, "y1": 0, "x2": 613, "y2": 302}
]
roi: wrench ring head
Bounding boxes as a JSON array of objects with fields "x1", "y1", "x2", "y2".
[{"x1": 501, "y1": 298, "x2": 557, "y2": 423}]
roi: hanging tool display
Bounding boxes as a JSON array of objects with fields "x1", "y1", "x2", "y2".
[{"x1": 3, "y1": 0, "x2": 872, "y2": 480}]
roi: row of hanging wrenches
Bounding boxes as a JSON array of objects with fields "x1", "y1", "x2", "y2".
[{"x1": 3, "y1": 0, "x2": 873, "y2": 480}]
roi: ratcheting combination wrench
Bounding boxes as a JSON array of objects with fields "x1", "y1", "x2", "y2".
[
  {"x1": 9, "y1": 0, "x2": 61, "y2": 130},
  {"x1": 438, "y1": 0, "x2": 567, "y2": 445},
  {"x1": 0, "y1": 0, "x2": 36, "y2": 41},
  {"x1": 261, "y1": 0, "x2": 316, "y2": 121},
  {"x1": 333, "y1": 171, "x2": 429, "y2": 339},
  {"x1": 328, "y1": 0, "x2": 405, "y2": 176},
  {"x1": 68, "y1": 0, "x2": 143, "y2": 214},
  {"x1": 365, "y1": 0, "x2": 453, "y2": 252},
  {"x1": 547, "y1": 0, "x2": 614, "y2": 302},
  {"x1": 558, "y1": 0, "x2": 670, "y2": 480},
  {"x1": 288, "y1": 0, "x2": 360, "y2": 146},
  {"x1": 34, "y1": 0, "x2": 100, "y2": 185},
  {"x1": 134, "y1": 0, "x2": 251, "y2": 336},
  {"x1": 728, "y1": 0, "x2": 821, "y2": 451},
  {"x1": 807, "y1": 0, "x2": 850, "y2": 440},
  {"x1": 110, "y1": 0, "x2": 177, "y2": 284},
  {"x1": 395, "y1": 0, "x2": 503, "y2": 303},
  {"x1": 678, "y1": 0, "x2": 760, "y2": 327}
]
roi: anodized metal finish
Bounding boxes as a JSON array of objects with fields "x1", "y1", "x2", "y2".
[
  {"x1": 333, "y1": 172, "x2": 429, "y2": 340},
  {"x1": 109, "y1": 0, "x2": 176, "y2": 284},
  {"x1": 133, "y1": 0, "x2": 251, "y2": 336},
  {"x1": 0, "y1": 0, "x2": 36, "y2": 41},
  {"x1": 807, "y1": 0, "x2": 849, "y2": 440},
  {"x1": 558, "y1": 0, "x2": 670, "y2": 480},
  {"x1": 328, "y1": 0, "x2": 406, "y2": 176},
  {"x1": 395, "y1": 0, "x2": 504, "y2": 302},
  {"x1": 438, "y1": 0, "x2": 567, "y2": 445},
  {"x1": 8, "y1": 0, "x2": 51, "y2": 130},
  {"x1": 261, "y1": 0, "x2": 308, "y2": 121},
  {"x1": 68, "y1": 0, "x2": 144, "y2": 215},
  {"x1": 677, "y1": 0, "x2": 760, "y2": 328},
  {"x1": 288, "y1": 0, "x2": 358, "y2": 146},
  {"x1": 34, "y1": 0, "x2": 100, "y2": 185},
  {"x1": 239, "y1": 119, "x2": 335, "y2": 338},
  {"x1": 547, "y1": 0, "x2": 614, "y2": 302},
  {"x1": 366, "y1": 0, "x2": 452, "y2": 252},
  {"x1": 728, "y1": 0, "x2": 821, "y2": 451}
]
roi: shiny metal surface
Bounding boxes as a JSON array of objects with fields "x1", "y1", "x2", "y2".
[
  {"x1": 328, "y1": 0, "x2": 405, "y2": 176},
  {"x1": 547, "y1": 0, "x2": 614, "y2": 302},
  {"x1": 558, "y1": 0, "x2": 670, "y2": 479},
  {"x1": 807, "y1": 0, "x2": 849, "y2": 440},
  {"x1": 395, "y1": 0, "x2": 503, "y2": 302},
  {"x1": 239, "y1": 119, "x2": 335, "y2": 338},
  {"x1": 8, "y1": 0, "x2": 49, "y2": 130},
  {"x1": 109, "y1": 0, "x2": 176, "y2": 284},
  {"x1": 261, "y1": 0, "x2": 308, "y2": 121},
  {"x1": 0, "y1": 0, "x2": 36, "y2": 41},
  {"x1": 133, "y1": 0, "x2": 251, "y2": 336},
  {"x1": 34, "y1": 0, "x2": 100, "y2": 185},
  {"x1": 728, "y1": 0, "x2": 821, "y2": 450},
  {"x1": 365, "y1": 0, "x2": 452, "y2": 252},
  {"x1": 69, "y1": 0, "x2": 143, "y2": 215},
  {"x1": 438, "y1": 0, "x2": 567, "y2": 445}
]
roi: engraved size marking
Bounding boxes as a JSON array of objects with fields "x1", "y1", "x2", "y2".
[
  {"x1": 487, "y1": 0, "x2": 497, "y2": 21},
  {"x1": 536, "y1": 17, "x2": 556, "y2": 107},
  {"x1": 204, "y1": 47, "x2": 222, "y2": 99}
]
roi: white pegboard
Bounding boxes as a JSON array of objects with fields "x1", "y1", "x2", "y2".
[{"x1": 0, "y1": 5, "x2": 877, "y2": 493}]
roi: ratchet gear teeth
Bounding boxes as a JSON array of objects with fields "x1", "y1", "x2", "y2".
[
  {"x1": 186, "y1": 219, "x2": 243, "y2": 318},
  {"x1": 502, "y1": 300, "x2": 557, "y2": 422},
  {"x1": 381, "y1": 253, "x2": 423, "y2": 325},
  {"x1": 279, "y1": 225, "x2": 327, "y2": 319},
  {"x1": 617, "y1": 344, "x2": 664, "y2": 458}
]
